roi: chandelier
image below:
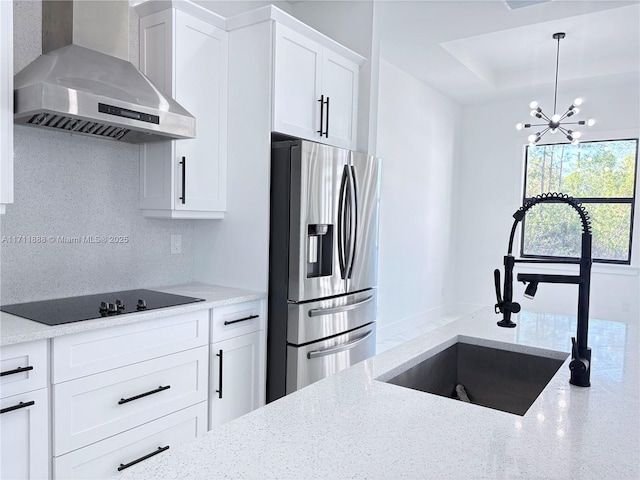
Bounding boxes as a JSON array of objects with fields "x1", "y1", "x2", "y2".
[{"x1": 516, "y1": 33, "x2": 595, "y2": 146}]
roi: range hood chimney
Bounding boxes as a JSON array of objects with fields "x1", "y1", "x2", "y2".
[{"x1": 14, "y1": 0, "x2": 196, "y2": 143}]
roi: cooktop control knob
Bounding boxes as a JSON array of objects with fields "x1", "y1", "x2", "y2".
[
  {"x1": 137, "y1": 299, "x2": 147, "y2": 310},
  {"x1": 115, "y1": 300, "x2": 125, "y2": 310},
  {"x1": 99, "y1": 301, "x2": 108, "y2": 312},
  {"x1": 107, "y1": 303, "x2": 118, "y2": 313}
]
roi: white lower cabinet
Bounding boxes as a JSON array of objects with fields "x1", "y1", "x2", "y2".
[
  {"x1": 0, "y1": 340, "x2": 49, "y2": 480},
  {"x1": 209, "y1": 330, "x2": 264, "y2": 429},
  {"x1": 53, "y1": 402, "x2": 207, "y2": 479},
  {"x1": 1, "y1": 302, "x2": 268, "y2": 477},
  {"x1": 0, "y1": 388, "x2": 49, "y2": 480},
  {"x1": 50, "y1": 311, "x2": 211, "y2": 479},
  {"x1": 53, "y1": 346, "x2": 208, "y2": 455}
]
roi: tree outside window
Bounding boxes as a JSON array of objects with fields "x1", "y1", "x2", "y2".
[{"x1": 522, "y1": 139, "x2": 638, "y2": 264}]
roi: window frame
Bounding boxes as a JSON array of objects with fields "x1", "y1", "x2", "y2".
[{"x1": 520, "y1": 138, "x2": 639, "y2": 265}]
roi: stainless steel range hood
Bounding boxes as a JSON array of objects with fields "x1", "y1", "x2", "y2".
[{"x1": 14, "y1": 0, "x2": 195, "y2": 143}]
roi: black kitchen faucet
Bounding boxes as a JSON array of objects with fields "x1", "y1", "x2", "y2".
[{"x1": 494, "y1": 193, "x2": 593, "y2": 387}]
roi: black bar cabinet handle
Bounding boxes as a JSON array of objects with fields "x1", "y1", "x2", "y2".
[
  {"x1": 118, "y1": 446, "x2": 170, "y2": 472},
  {"x1": 179, "y1": 156, "x2": 186, "y2": 204},
  {"x1": 1, "y1": 401, "x2": 35, "y2": 415},
  {"x1": 224, "y1": 314, "x2": 259, "y2": 326},
  {"x1": 317, "y1": 95, "x2": 324, "y2": 135},
  {"x1": 216, "y1": 350, "x2": 223, "y2": 399},
  {"x1": 0, "y1": 365, "x2": 34, "y2": 377},
  {"x1": 118, "y1": 385, "x2": 170, "y2": 405},
  {"x1": 324, "y1": 96, "x2": 330, "y2": 137}
]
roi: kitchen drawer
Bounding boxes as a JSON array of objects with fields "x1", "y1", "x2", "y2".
[
  {"x1": 53, "y1": 346, "x2": 208, "y2": 455},
  {"x1": 53, "y1": 402, "x2": 207, "y2": 479},
  {"x1": 1, "y1": 340, "x2": 47, "y2": 398},
  {"x1": 1, "y1": 388, "x2": 49, "y2": 480},
  {"x1": 211, "y1": 300, "x2": 264, "y2": 342},
  {"x1": 52, "y1": 310, "x2": 209, "y2": 383}
]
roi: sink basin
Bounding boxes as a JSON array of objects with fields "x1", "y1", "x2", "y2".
[{"x1": 384, "y1": 339, "x2": 568, "y2": 416}]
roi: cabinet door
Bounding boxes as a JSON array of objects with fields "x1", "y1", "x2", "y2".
[
  {"x1": 53, "y1": 346, "x2": 208, "y2": 455},
  {"x1": 0, "y1": 388, "x2": 49, "y2": 480},
  {"x1": 1, "y1": 340, "x2": 48, "y2": 398},
  {"x1": 209, "y1": 331, "x2": 265, "y2": 429},
  {"x1": 273, "y1": 23, "x2": 322, "y2": 142},
  {"x1": 54, "y1": 402, "x2": 207, "y2": 480},
  {"x1": 211, "y1": 300, "x2": 264, "y2": 343},
  {"x1": 138, "y1": 8, "x2": 228, "y2": 218},
  {"x1": 0, "y1": 0, "x2": 13, "y2": 214},
  {"x1": 174, "y1": 11, "x2": 228, "y2": 213},
  {"x1": 321, "y1": 49, "x2": 359, "y2": 150},
  {"x1": 52, "y1": 310, "x2": 209, "y2": 383}
]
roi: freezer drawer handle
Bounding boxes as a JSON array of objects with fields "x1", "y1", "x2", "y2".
[
  {"x1": 224, "y1": 314, "x2": 259, "y2": 326},
  {"x1": 1, "y1": 401, "x2": 35, "y2": 415},
  {"x1": 117, "y1": 446, "x2": 170, "y2": 471},
  {"x1": 307, "y1": 330, "x2": 373, "y2": 359},
  {"x1": 308, "y1": 295, "x2": 374, "y2": 317},
  {"x1": 118, "y1": 385, "x2": 171, "y2": 405},
  {"x1": 0, "y1": 365, "x2": 34, "y2": 377}
]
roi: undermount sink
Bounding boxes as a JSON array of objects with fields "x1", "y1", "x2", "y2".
[{"x1": 384, "y1": 339, "x2": 569, "y2": 416}]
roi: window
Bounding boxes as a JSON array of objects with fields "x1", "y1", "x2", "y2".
[{"x1": 521, "y1": 139, "x2": 638, "y2": 264}]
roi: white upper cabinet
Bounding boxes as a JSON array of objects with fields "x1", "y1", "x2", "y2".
[
  {"x1": 138, "y1": 7, "x2": 228, "y2": 219},
  {"x1": 0, "y1": 0, "x2": 13, "y2": 215},
  {"x1": 273, "y1": 25, "x2": 322, "y2": 142},
  {"x1": 273, "y1": 23, "x2": 359, "y2": 150}
]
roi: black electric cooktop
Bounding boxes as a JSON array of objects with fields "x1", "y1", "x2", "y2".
[{"x1": 0, "y1": 289, "x2": 205, "y2": 326}]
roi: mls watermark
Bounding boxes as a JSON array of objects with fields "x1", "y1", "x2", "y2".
[{"x1": 1, "y1": 235, "x2": 130, "y2": 245}]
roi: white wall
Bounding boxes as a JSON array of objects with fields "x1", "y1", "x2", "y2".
[
  {"x1": 455, "y1": 82, "x2": 640, "y2": 324},
  {"x1": 375, "y1": 58, "x2": 461, "y2": 335}
]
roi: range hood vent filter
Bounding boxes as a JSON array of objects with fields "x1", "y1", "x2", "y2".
[{"x1": 26, "y1": 113, "x2": 130, "y2": 141}]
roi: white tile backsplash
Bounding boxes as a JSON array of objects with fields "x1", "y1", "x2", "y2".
[{"x1": 1, "y1": 1, "x2": 195, "y2": 304}]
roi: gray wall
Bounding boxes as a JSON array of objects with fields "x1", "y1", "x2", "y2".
[{"x1": 0, "y1": 1, "x2": 195, "y2": 304}]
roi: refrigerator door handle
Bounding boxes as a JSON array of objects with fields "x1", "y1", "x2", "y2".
[
  {"x1": 307, "y1": 295, "x2": 374, "y2": 317},
  {"x1": 337, "y1": 165, "x2": 349, "y2": 278},
  {"x1": 346, "y1": 165, "x2": 358, "y2": 278},
  {"x1": 307, "y1": 329, "x2": 374, "y2": 359}
]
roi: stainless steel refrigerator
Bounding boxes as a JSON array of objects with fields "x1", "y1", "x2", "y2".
[{"x1": 267, "y1": 136, "x2": 381, "y2": 402}]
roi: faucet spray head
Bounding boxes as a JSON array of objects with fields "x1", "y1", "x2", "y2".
[{"x1": 523, "y1": 281, "x2": 538, "y2": 299}]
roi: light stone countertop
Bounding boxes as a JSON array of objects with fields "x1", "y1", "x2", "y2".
[
  {"x1": 115, "y1": 307, "x2": 639, "y2": 480},
  {"x1": 0, "y1": 283, "x2": 265, "y2": 346}
]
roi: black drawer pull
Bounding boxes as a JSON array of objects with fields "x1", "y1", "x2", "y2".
[
  {"x1": 118, "y1": 446, "x2": 170, "y2": 471},
  {"x1": 215, "y1": 350, "x2": 223, "y2": 399},
  {"x1": 0, "y1": 365, "x2": 34, "y2": 377},
  {"x1": 223, "y1": 314, "x2": 259, "y2": 326},
  {"x1": 118, "y1": 385, "x2": 171, "y2": 405},
  {"x1": 1, "y1": 401, "x2": 35, "y2": 415}
]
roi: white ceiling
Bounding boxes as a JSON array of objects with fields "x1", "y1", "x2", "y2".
[{"x1": 375, "y1": 0, "x2": 640, "y2": 105}]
